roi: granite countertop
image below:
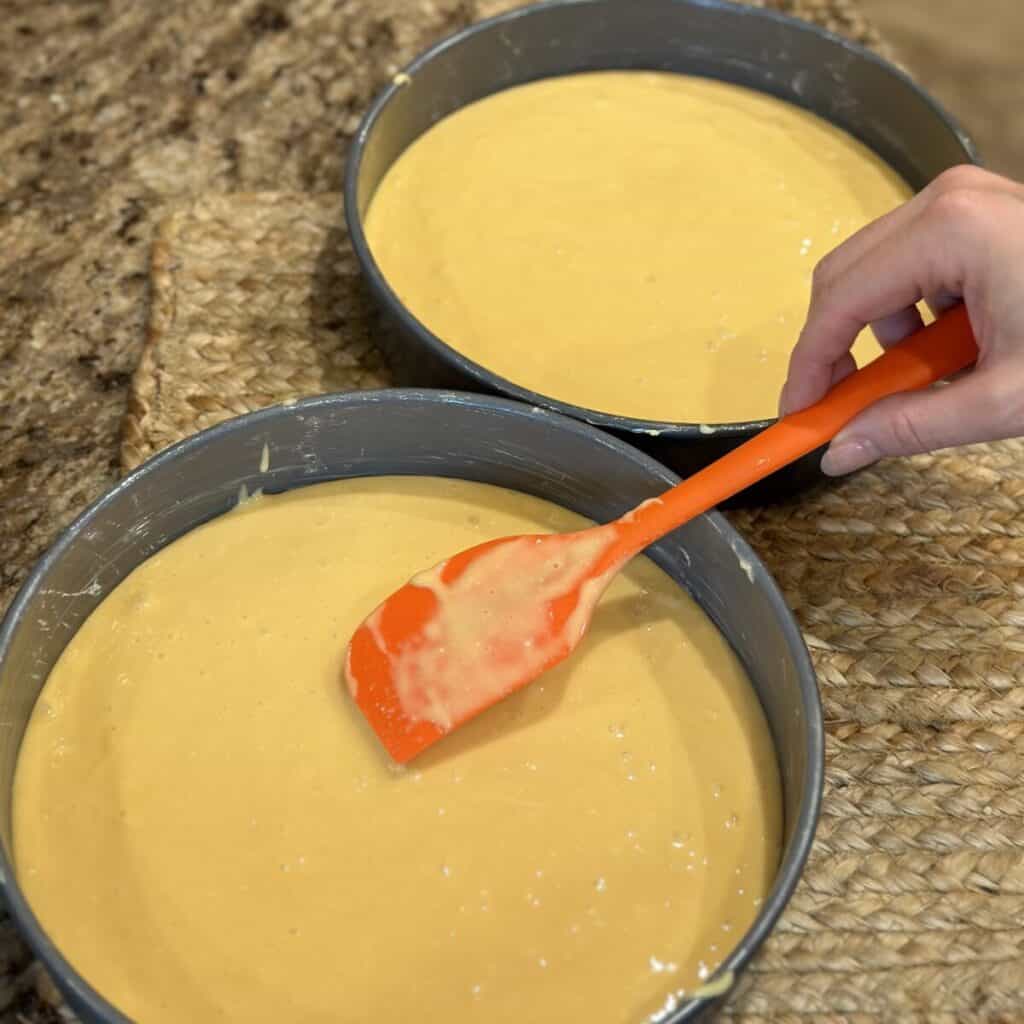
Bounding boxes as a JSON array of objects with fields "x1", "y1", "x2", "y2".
[{"x1": 0, "y1": 2, "x2": 515, "y2": 1016}]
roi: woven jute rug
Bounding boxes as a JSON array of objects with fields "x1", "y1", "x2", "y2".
[{"x1": 114, "y1": 5, "x2": 1024, "y2": 1023}]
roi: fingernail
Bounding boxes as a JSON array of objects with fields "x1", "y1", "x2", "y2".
[{"x1": 820, "y1": 439, "x2": 879, "y2": 477}]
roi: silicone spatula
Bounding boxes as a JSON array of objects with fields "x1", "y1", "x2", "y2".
[{"x1": 345, "y1": 305, "x2": 977, "y2": 763}]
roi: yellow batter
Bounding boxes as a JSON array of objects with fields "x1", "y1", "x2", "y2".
[
  {"x1": 15, "y1": 477, "x2": 781, "y2": 1022},
  {"x1": 365, "y1": 72, "x2": 912, "y2": 423}
]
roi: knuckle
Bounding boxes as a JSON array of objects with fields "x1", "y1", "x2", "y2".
[
  {"x1": 982, "y1": 372, "x2": 1024, "y2": 437},
  {"x1": 810, "y1": 253, "x2": 838, "y2": 297},
  {"x1": 926, "y1": 180, "x2": 992, "y2": 233},
  {"x1": 787, "y1": 334, "x2": 813, "y2": 369},
  {"x1": 888, "y1": 406, "x2": 931, "y2": 455},
  {"x1": 931, "y1": 164, "x2": 989, "y2": 195}
]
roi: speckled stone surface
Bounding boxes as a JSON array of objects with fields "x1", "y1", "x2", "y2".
[{"x1": 0, "y1": 0, "x2": 885, "y2": 1019}]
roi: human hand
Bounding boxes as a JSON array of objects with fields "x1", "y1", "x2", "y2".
[{"x1": 778, "y1": 165, "x2": 1024, "y2": 476}]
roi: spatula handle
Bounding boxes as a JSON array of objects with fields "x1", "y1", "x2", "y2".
[{"x1": 616, "y1": 304, "x2": 979, "y2": 552}]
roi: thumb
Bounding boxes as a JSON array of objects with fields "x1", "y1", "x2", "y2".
[{"x1": 820, "y1": 378, "x2": 988, "y2": 476}]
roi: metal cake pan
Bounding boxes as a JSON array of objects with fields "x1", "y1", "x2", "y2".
[
  {"x1": 344, "y1": 0, "x2": 978, "y2": 505},
  {"x1": 0, "y1": 390, "x2": 822, "y2": 1021}
]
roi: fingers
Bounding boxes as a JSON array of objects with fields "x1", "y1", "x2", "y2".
[
  {"x1": 808, "y1": 189, "x2": 926, "y2": 282},
  {"x1": 803, "y1": 164, "x2": 978, "y2": 286},
  {"x1": 778, "y1": 166, "x2": 1024, "y2": 469},
  {"x1": 780, "y1": 191, "x2": 981, "y2": 415},
  {"x1": 778, "y1": 204, "x2": 927, "y2": 416},
  {"x1": 779, "y1": 219, "x2": 942, "y2": 415},
  {"x1": 798, "y1": 293, "x2": 956, "y2": 415},
  {"x1": 829, "y1": 352, "x2": 858, "y2": 389},
  {"x1": 819, "y1": 370, "x2": 997, "y2": 476},
  {"x1": 926, "y1": 289, "x2": 961, "y2": 317},
  {"x1": 780, "y1": 165, "x2": 1008, "y2": 417},
  {"x1": 871, "y1": 306, "x2": 925, "y2": 347}
]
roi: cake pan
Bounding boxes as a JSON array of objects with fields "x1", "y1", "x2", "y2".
[
  {"x1": 0, "y1": 390, "x2": 821, "y2": 1022},
  {"x1": 344, "y1": 0, "x2": 978, "y2": 505}
]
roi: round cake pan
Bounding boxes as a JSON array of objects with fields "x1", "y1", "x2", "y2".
[
  {"x1": 344, "y1": 0, "x2": 978, "y2": 505},
  {"x1": 0, "y1": 389, "x2": 822, "y2": 1022}
]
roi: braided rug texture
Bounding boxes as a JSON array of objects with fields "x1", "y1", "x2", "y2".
[{"x1": 117, "y1": 3, "x2": 1024, "y2": 1022}]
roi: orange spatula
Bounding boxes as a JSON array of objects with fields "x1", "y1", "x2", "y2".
[{"x1": 345, "y1": 305, "x2": 977, "y2": 763}]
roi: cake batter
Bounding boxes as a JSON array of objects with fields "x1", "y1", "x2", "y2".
[
  {"x1": 365, "y1": 72, "x2": 912, "y2": 422},
  {"x1": 15, "y1": 477, "x2": 781, "y2": 1022}
]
